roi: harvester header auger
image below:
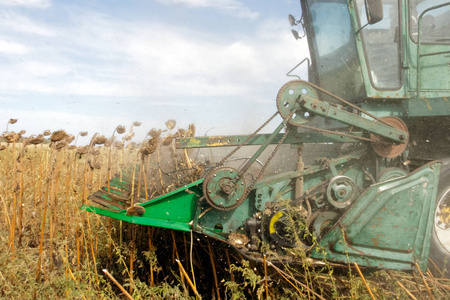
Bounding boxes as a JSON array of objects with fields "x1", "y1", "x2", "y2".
[{"x1": 82, "y1": 0, "x2": 450, "y2": 276}]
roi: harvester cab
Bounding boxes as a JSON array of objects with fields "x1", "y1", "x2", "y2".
[{"x1": 82, "y1": 0, "x2": 450, "y2": 275}]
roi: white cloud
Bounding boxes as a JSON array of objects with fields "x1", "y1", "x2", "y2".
[
  {"x1": 0, "y1": 11, "x2": 55, "y2": 36},
  {"x1": 0, "y1": 0, "x2": 51, "y2": 9},
  {"x1": 157, "y1": 0, "x2": 259, "y2": 19},
  {"x1": 0, "y1": 7, "x2": 307, "y2": 100},
  {"x1": 0, "y1": 38, "x2": 28, "y2": 54}
]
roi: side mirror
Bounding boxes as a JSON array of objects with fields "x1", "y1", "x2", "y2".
[
  {"x1": 365, "y1": 0, "x2": 383, "y2": 24},
  {"x1": 288, "y1": 14, "x2": 296, "y2": 26}
]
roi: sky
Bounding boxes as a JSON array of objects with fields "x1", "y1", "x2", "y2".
[{"x1": 0, "y1": 0, "x2": 309, "y2": 142}]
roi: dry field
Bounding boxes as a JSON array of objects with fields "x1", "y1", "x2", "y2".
[{"x1": 1, "y1": 120, "x2": 449, "y2": 299}]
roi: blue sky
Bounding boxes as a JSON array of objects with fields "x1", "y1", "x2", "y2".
[{"x1": 0, "y1": 0, "x2": 309, "y2": 141}]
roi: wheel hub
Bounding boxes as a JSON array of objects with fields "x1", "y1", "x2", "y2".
[{"x1": 435, "y1": 187, "x2": 450, "y2": 253}]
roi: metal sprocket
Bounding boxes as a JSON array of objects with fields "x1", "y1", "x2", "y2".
[
  {"x1": 202, "y1": 166, "x2": 247, "y2": 211},
  {"x1": 276, "y1": 80, "x2": 316, "y2": 125}
]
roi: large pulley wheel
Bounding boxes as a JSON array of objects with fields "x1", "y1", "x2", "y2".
[
  {"x1": 202, "y1": 166, "x2": 247, "y2": 211},
  {"x1": 326, "y1": 176, "x2": 358, "y2": 209},
  {"x1": 370, "y1": 116, "x2": 409, "y2": 158},
  {"x1": 276, "y1": 80, "x2": 316, "y2": 126}
]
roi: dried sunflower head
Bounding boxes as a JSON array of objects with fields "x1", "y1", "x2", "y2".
[
  {"x1": 76, "y1": 145, "x2": 89, "y2": 155},
  {"x1": 54, "y1": 141, "x2": 67, "y2": 150},
  {"x1": 116, "y1": 125, "x2": 126, "y2": 134},
  {"x1": 177, "y1": 128, "x2": 186, "y2": 137},
  {"x1": 43, "y1": 130, "x2": 51, "y2": 136},
  {"x1": 27, "y1": 135, "x2": 44, "y2": 145},
  {"x1": 51, "y1": 130, "x2": 68, "y2": 142},
  {"x1": 104, "y1": 137, "x2": 115, "y2": 147},
  {"x1": 113, "y1": 141, "x2": 124, "y2": 150},
  {"x1": 80, "y1": 131, "x2": 88, "y2": 137},
  {"x1": 64, "y1": 135, "x2": 75, "y2": 144},
  {"x1": 123, "y1": 132, "x2": 135, "y2": 141},
  {"x1": 140, "y1": 138, "x2": 158, "y2": 155},
  {"x1": 8, "y1": 119, "x2": 18, "y2": 125},
  {"x1": 90, "y1": 148, "x2": 100, "y2": 156},
  {"x1": 165, "y1": 119, "x2": 176, "y2": 130},
  {"x1": 3, "y1": 132, "x2": 20, "y2": 143},
  {"x1": 162, "y1": 135, "x2": 173, "y2": 146},
  {"x1": 93, "y1": 135, "x2": 107, "y2": 145},
  {"x1": 187, "y1": 124, "x2": 196, "y2": 137},
  {"x1": 148, "y1": 128, "x2": 162, "y2": 138}
]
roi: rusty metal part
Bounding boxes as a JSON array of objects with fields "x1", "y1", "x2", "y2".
[
  {"x1": 228, "y1": 233, "x2": 250, "y2": 248},
  {"x1": 126, "y1": 206, "x2": 145, "y2": 216},
  {"x1": 371, "y1": 116, "x2": 409, "y2": 158}
]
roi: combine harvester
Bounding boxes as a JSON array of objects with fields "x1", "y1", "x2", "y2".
[{"x1": 83, "y1": 0, "x2": 450, "y2": 274}]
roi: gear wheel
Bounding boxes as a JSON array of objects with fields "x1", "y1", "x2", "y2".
[
  {"x1": 202, "y1": 166, "x2": 247, "y2": 211},
  {"x1": 276, "y1": 80, "x2": 316, "y2": 126}
]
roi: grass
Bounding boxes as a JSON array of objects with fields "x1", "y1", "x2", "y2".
[{"x1": 1, "y1": 121, "x2": 449, "y2": 299}]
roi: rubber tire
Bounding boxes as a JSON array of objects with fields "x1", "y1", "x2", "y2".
[{"x1": 429, "y1": 158, "x2": 450, "y2": 278}]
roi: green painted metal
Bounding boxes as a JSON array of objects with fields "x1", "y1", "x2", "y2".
[
  {"x1": 253, "y1": 152, "x2": 363, "y2": 189},
  {"x1": 303, "y1": 0, "x2": 450, "y2": 104},
  {"x1": 176, "y1": 132, "x2": 361, "y2": 149},
  {"x1": 310, "y1": 161, "x2": 441, "y2": 271},
  {"x1": 203, "y1": 167, "x2": 246, "y2": 210},
  {"x1": 82, "y1": 179, "x2": 203, "y2": 232}
]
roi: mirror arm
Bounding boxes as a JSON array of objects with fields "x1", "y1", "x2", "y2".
[{"x1": 356, "y1": 23, "x2": 369, "y2": 35}]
